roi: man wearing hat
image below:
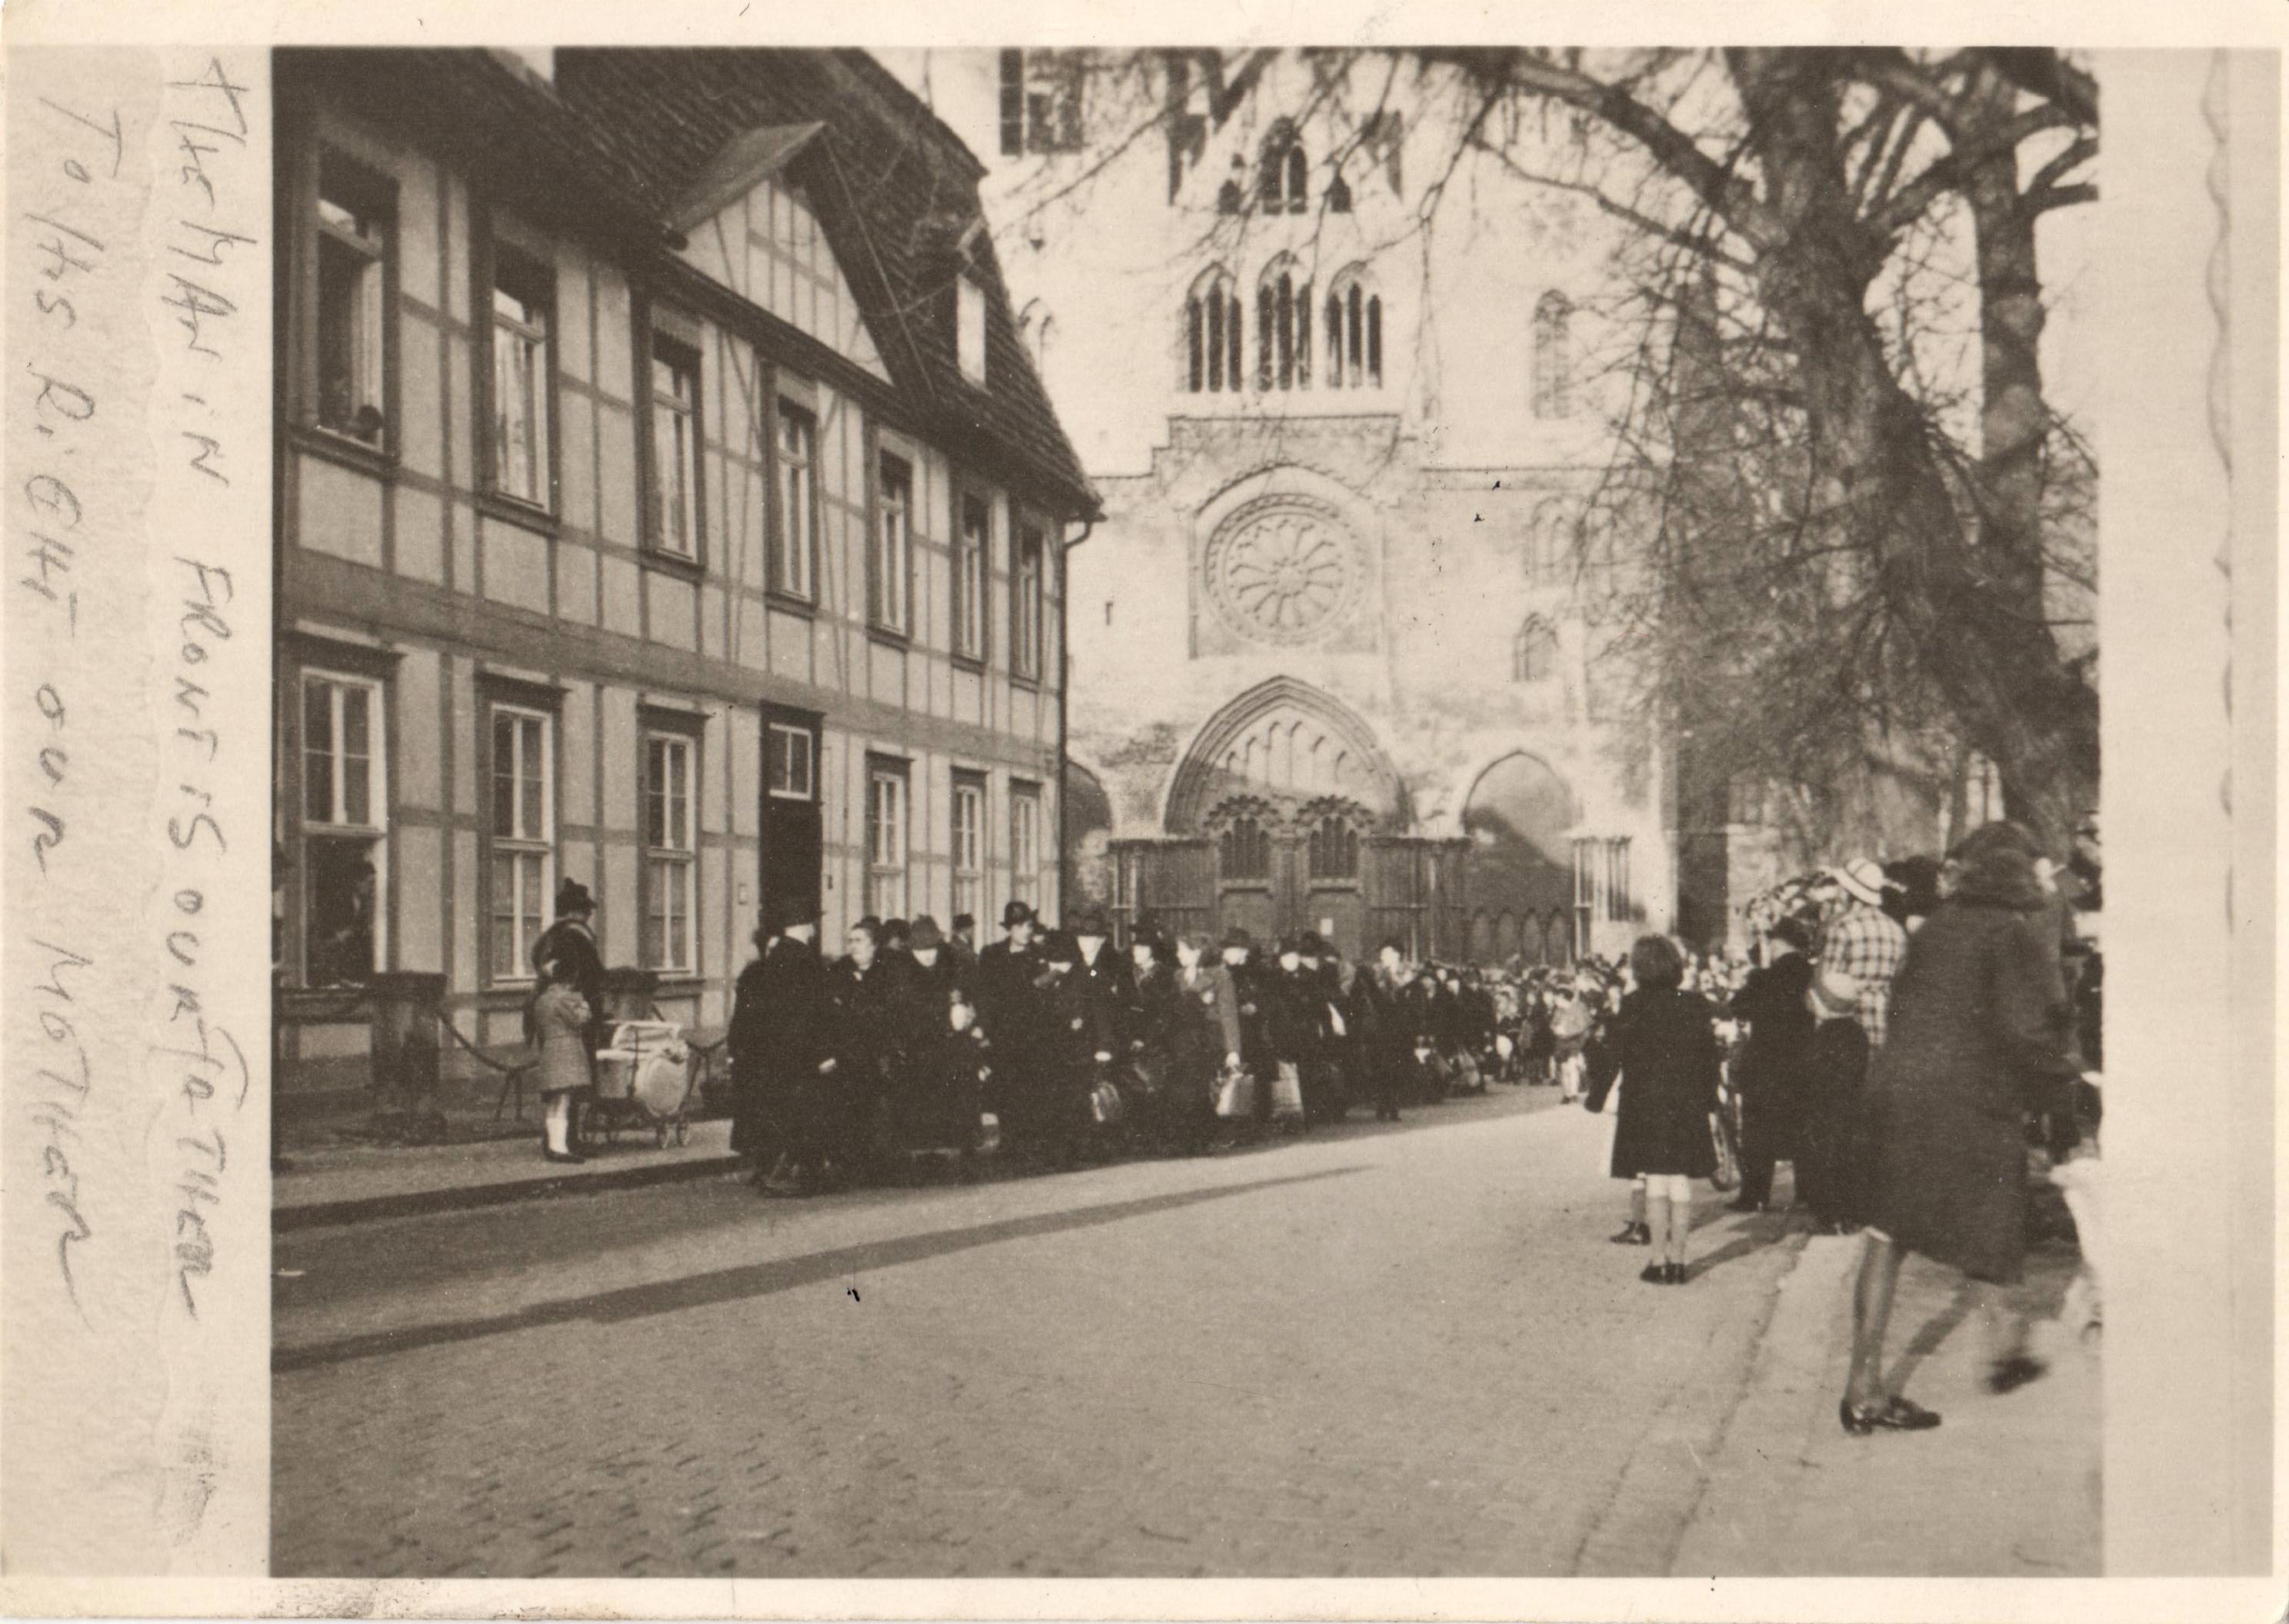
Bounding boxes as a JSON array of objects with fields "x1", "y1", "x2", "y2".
[
  {"x1": 1816, "y1": 858, "x2": 1911, "y2": 1050},
  {"x1": 975, "y1": 900, "x2": 1044, "y2": 1144},
  {"x1": 728, "y1": 893, "x2": 838, "y2": 1194},
  {"x1": 948, "y1": 913, "x2": 980, "y2": 970},
  {"x1": 1067, "y1": 904, "x2": 1135, "y2": 1069}
]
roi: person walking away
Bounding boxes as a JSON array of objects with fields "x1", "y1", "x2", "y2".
[
  {"x1": 529, "y1": 877, "x2": 606, "y2": 1154},
  {"x1": 1797, "y1": 966, "x2": 1871, "y2": 1232},
  {"x1": 730, "y1": 897, "x2": 838, "y2": 1196},
  {"x1": 1171, "y1": 933, "x2": 1244, "y2": 1153},
  {"x1": 1125, "y1": 930, "x2": 1181, "y2": 1152},
  {"x1": 1729, "y1": 915, "x2": 1818, "y2": 1213},
  {"x1": 530, "y1": 956, "x2": 594, "y2": 1163},
  {"x1": 1817, "y1": 858, "x2": 1911, "y2": 1052},
  {"x1": 1593, "y1": 936, "x2": 1723, "y2": 1283},
  {"x1": 1841, "y1": 820, "x2": 2082, "y2": 1433}
]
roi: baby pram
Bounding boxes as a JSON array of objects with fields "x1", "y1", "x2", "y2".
[{"x1": 589, "y1": 1020, "x2": 697, "y2": 1148}]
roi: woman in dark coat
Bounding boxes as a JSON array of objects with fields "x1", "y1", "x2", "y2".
[
  {"x1": 1124, "y1": 933, "x2": 1181, "y2": 1151},
  {"x1": 1170, "y1": 933, "x2": 1245, "y2": 1153},
  {"x1": 1594, "y1": 935, "x2": 1721, "y2": 1284},
  {"x1": 1841, "y1": 820, "x2": 2081, "y2": 1434}
]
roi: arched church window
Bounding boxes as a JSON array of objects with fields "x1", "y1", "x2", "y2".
[
  {"x1": 1513, "y1": 617, "x2": 1559, "y2": 684},
  {"x1": 1255, "y1": 258, "x2": 1311, "y2": 391},
  {"x1": 1220, "y1": 813, "x2": 1271, "y2": 880},
  {"x1": 1325, "y1": 171, "x2": 1352, "y2": 213},
  {"x1": 1533, "y1": 291, "x2": 1573, "y2": 418},
  {"x1": 1185, "y1": 267, "x2": 1244, "y2": 394},
  {"x1": 1259, "y1": 119, "x2": 1308, "y2": 214},
  {"x1": 1325, "y1": 268, "x2": 1382, "y2": 391},
  {"x1": 1308, "y1": 812, "x2": 1359, "y2": 880}
]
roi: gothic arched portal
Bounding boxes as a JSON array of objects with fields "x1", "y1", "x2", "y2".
[{"x1": 1461, "y1": 752, "x2": 1576, "y2": 966}]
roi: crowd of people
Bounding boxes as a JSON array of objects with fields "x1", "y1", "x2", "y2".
[{"x1": 717, "y1": 899, "x2": 1569, "y2": 1197}]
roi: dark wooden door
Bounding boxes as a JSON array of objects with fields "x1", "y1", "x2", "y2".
[{"x1": 761, "y1": 710, "x2": 822, "y2": 918}]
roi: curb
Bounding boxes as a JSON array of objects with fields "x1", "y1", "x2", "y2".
[{"x1": 275, "y1": 1150, "x2": 745, "y2": 1233}]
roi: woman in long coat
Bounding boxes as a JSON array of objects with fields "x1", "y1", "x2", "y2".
[
  {"x1": 1594, "y1": 935, "x2": 1721, "y2": 1284},
  {"x1": 1728, "y1": 915, "x2": 1817, "y2": 1212},
  {"x1": 1841, "y1": 820, "x2": 2081, "y2": 1433}
]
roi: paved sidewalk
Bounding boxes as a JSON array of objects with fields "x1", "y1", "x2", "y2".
[
  {"x1": 274, "y1": 1120, "x2": 741, "y2": 1231},
  {"x1": 1673, "y1": 1223, "x2": 2100, "y2": 1576}
]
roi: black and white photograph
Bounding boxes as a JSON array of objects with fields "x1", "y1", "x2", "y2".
[{"x1": 0, "y1": 8, "x2": 2279, "y2": 1613}]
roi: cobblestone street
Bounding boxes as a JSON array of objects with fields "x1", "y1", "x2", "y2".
[{"x1": 275, "y1": 1090, "x2": 1852, "y2": 1577}]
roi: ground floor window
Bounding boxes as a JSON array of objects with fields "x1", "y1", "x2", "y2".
[
  {"x1": 488, "y1": 702, "x2": 555, "y2": 983},
  {"x1": 951, "y1": 773, "x2": 985, "y2": 923},
  {"x1": 642, "y1": 727, "x2": 698, "y2": 973},
  {"x1": 867, "y1": 760, "x2": 910, "y2": 918},
  {"x1": 1010, "y1": 782, "x2": 1041, "y2": 908},
  {"x1": 300, "y1": 671, "x2": 387, "y2": 986}
]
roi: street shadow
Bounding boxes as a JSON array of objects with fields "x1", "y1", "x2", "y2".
[
  {"x1": 1678, "y1": 1234, "x2": 1766, "y2": 1283},
  {"x1": 1890, "y1": 1277, "x2": 1978, "y2": 1391},
  {"x1": 275, "y1": 1164, "x2": 1365, "y2": 1374}
]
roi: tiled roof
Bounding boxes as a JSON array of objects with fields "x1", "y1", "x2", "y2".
[{"x1": 279, "y1": 48, "x2": 1096, "y2": 519}]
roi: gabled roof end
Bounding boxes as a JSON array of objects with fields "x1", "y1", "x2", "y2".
[{"x1": 666, "y1": 121, "x2": 825, "y2": 235}]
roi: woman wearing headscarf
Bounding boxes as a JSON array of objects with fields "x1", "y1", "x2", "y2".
[{"x1": 1840, "y1": 820, "x2": 2082, "y2": 1433}]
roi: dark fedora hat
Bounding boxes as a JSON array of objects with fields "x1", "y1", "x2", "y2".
[
  {"x1": 764, "y1": 892, "x2": 823, "y2": 934},
  {"x1": 909, "y1": 915, "x2": 945, "y2": 950},
  {"x1": 1068, "y1": 904, "x2": 1111, "y2": 937},
  {"x1": 555, "y1": 876, "x2": 595, "y2": 916},
  {"x1": 1221, "y1": 924, "x2": 1254, "y2": 950},
  {"x1": 1001, "y1": 900, "x2": 1038, "y2": 928}
]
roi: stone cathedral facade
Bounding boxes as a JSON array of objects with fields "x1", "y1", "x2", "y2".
[{"x1": 908, "y1": 48, "x2": 1674, "y2": 965}]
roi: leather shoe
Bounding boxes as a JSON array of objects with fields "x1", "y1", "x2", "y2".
[
  {"x1": 1638, "y1": 1261, "x2": 1667, "y2": 1284},
  {"x1": 1987, "y1": 1355, "x2": 2048, "y2": 1395},
  {"x1": 1610, "y1": 1221, "x2": 1652, "y2": 1246},
  {"x1": 542, "y1": 1148, "x2": 585, "y2": 1165},
  {"x1": 1840, "y1": 1394, "x2": 1942, "y2": 1435}
]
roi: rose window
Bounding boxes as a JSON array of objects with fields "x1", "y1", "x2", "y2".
[{"x1": 1203, "y1": 499, "x2": 1364, "y2": 646}]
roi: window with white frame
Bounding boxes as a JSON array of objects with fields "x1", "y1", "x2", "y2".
[
  {"x1": 1009, "y1": 783, "x2": 1041, "y2": 907},
  {"x1": 954, "y1": 492, "x2": 988, "y2": 661},
  {"x1": 951, "y1": 774, "x2": 985, "y2": 923},
  {"x1": 489, "y1": 246, "x2": 554, "y2": 508},
  {"x1": 1012, "y1": 521, "x2": 1045, "y2": 681},
  {"x1": 315, "y1": 152, "x2": 390, "y2": 448},
  {"x1": 1604, "y1": 837, "x2": 1631, "y2": 922},
  {"x1": 772, "y1": 403, "x2": 818, "y2": 600},
  {"x1": 873, "y1": 454, "x2": 913, "y2": 634},
  {"x1": 958, "y1": 277, "x2": 988, "y2": 384},
  {"x1": 768, "y1": 720, "x2": 815, "y2": 800},
  {"x1": 488, "y1": 704, "x2": 555, "y2": 982},
  {"x1": 642, "y1": 730, "x2": 697, "y2": 973},
  {"x1": 301, "y1": 671, "x2": 387, "y2": 986},
  {"x1": 865, "y1": 761, "x2": 909, "y2": 918},
  {"x1": 648, "y1": 331, "x2": 701, "y2": 558}
]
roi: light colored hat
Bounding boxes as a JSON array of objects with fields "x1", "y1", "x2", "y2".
[{"x1": 1833, "y1": 858, "x2": 1897, "y2": 909}]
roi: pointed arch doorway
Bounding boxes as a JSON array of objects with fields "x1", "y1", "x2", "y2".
[
  {"x1": 1112, "y1": 678, "x2": 1465, "y2": 960},
  {"x1": 1461, "y1": 751, "x2": 1577, "y2": 967}
]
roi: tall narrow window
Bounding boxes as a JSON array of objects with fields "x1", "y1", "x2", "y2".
[
  {"x1": 1259, "y1": 119, "x2": 1306, "y2": 213},
  {"x1": 1327, "y1": 269, "x2": 1380, "y2": 391},
  {"x1": 1308, "y1": 813, "x2": 1358, "y2": 880},
  {"x1": 771, "y1": 403, "x2": 817, "y2": 601},
  {"x1": 488, "y1": 704, "x2": 555, "y2": 982},
  {"x1": 866, "y1": 761, "x2": 910, "y2": 919},
  {"x1": 648, "y1": 331, "x2": 701, "y2": 558},
  {"x1": 314, "y1": 151, "x2": 390, "y2": 448},
  {"x1": 301, "y1": 671, "x2": 387, "y2": 986},
  {"x1": 1012, "y1": 521, "x2": 1045, "y2": 681},
  {"x1": 1571, "y1": 837, "x2": 1599, "y2": 957},
  {"x1": 954, "y1": 491, "x2": 988, "y2": 661},
  {"x1": 1010, "y1": 784, "x2": 1041, "y2": 907},
  {"x1": 641, "y1": 730, "x2": 697, "y2": 973},
  {"x1": 1512, "y1": 617, "x2": 1559, "y2": 684},
  {"x1": 951, "y1": 773, "x2": 985, "y2": 923},
  {"x1": 873, "y1": 454, "x2": 913, "y2": 634},
  {"x1": 1533, "y1": 291, "x2": 1574, "y2": 419},
  {"x1": 1258, "y1": 261, "x2": 1309, "y2": 391},
  {"x1": 1186, "y1": 268, "x2": 1243, "y2": 395},
  {"x1": 957, "y1": 276, "x2": 988, "y2": 384},
  {"x1": 489, "y1": 246, "x2": 554, "y2": 509},
  {"x1": 998, "y1": 49, "x2": 1025, "y2": 155},
  {"x1": 1219, "y1": 814, "x2": 1271, "y2": 880},
  {"x1": 1604, "y1": 837, "x2": 1631, "y2": 922}
]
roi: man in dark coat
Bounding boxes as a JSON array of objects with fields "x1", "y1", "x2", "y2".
[
  {"x1": 974, "y1": 901, "x2": 1041, "y2": 1141},
  {"x1": 1030, "y1": 930, "x2": 1113, "y2": 1166},
  {"x1": 728, "y1": 895, "x2": 837, "y2": 1195},
  {"x1": 826, "y1": 918, "x2": 905, "y2": 1183},
  {"x1": 1728, "y1": 915, "x2": 1818, "y2": 1212},
  {"x1": 1358, "y1": 940, "x2": 1411, "y2": 1122},
  {"x1": 1219, "y1": 927, "x2": 1274, "y2": 1131},
  {"x1": 1842, "y1": 820, "x2": 2082, "y2": 1431},
  {"x1": 1068, "y1": 904, "x2": 1136, "y2": 1057}
]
